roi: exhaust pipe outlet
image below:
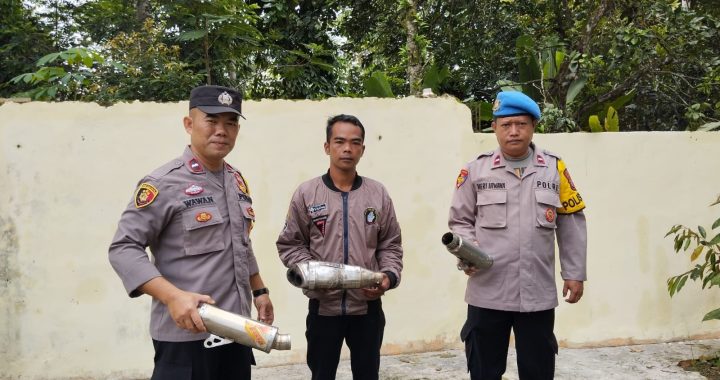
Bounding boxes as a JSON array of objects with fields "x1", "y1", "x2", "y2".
[
  {"x1": 442, "y1": 232, "x2": 494, "y2": 269},
  {"x1": 287, "y1": 261, "x2": 384, "y2": 290},
  {"x1": 198, "y1": 304, "x2": 291, "y2": 353}
]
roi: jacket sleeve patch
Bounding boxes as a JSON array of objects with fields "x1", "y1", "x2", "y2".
[
  {"x1": 557, "y1": 159, "x2": 585, "y2": 214},
  {"x1": 134, "y1": 183, "x2": 158, "y2": 208},
  {"x1": 456, "y1": 168, "x2": 469, "y2": 189}
]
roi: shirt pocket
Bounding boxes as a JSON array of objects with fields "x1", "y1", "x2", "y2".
[
  {"x1": 182, "y1": 206, "x2": 225, "y2": 255},
  {"x1": 535, "y1": 190, "x2": 561, "y2": 229},
  {"x1": 365, "y1": 222, "x2": 380, "y2": 250},
  {"x1": 476, "y1": 190, "x2": 507, "y2": 228}
]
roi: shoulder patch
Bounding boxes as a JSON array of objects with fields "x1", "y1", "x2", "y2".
[
  {"x1": 455, "y1": 168, "x2": 469, "y2": 189},
  {"x1": 557, "y1": 159, "x2": 585, "y2": 214},
  {"x1": 234, "y1": 172, "x2": 250, "y2": 195},
  {"x1": 135, "y1": 183, "x2": 158, "y2": 208}
]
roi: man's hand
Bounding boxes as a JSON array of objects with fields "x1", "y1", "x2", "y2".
[
  {"x1": 138, "y1": 277, "x2": 214, "y2": 334},
  {"x1": 166, "y1": 290, "x2": 215, "y2": 333},
  {"x1": 563, "y1": 280, "x2": 584, "y2": 303},
  {"x1": 457, "y1": 259, "x2": 478, "y2": 276},
  {"x1": 362, "y1": 273, "x2": 390, "y2": 299},
  {"x1": 254, "y1": 294, "x2": 274, "y2": 325}
]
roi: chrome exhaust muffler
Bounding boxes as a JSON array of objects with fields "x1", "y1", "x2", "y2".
[
  {"x1": 287, "y1": 261, "x2": 383, "y2": 289},
  {"x1": 198, "y1": 304, "x2": 291, "y2": 353},
  {"x1": 442, "y1": 232, "x2": 493, "y2": 269}
]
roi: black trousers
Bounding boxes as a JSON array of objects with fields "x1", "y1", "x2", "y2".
[
  {"x1": 150, "y1": 339, "x2": 255, "y2": 380},
  {"x1": 306, "y1": 299, "x2": 386, "y2": 380},
  {"x1": 461, "y1": 306, "x2": 557, "y2": 380}
]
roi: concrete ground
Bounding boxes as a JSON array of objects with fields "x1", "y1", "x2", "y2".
[{"x1": 254, "y1": 339, "x2": 720, "y2": 379}]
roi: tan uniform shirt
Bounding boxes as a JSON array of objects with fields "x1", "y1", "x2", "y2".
[
  {"x1": 277, "y1": 174, "x2": 403, "y2": 316},
  {"x1": 109, "y1": 146, "x2": 258, "y2": 342},
  {"x1": 449, "y1": 144, "x2": 587, "y2": 312}
]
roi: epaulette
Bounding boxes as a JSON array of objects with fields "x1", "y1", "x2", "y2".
[
  {"x1": 225, "y1": 162, "x2": 238, "y2": 173},
  {"x1": 476, "y1": 150, "x2": 495, "y2": 160},
  {"x1": 542, "y1": 149, "x2": 561, "y2": 160},
  {"x1": 147, "y1": 159, "x2": 184, "y2": 180}
]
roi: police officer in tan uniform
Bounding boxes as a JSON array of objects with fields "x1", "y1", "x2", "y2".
[
  {"x1": 449, "y1": 91, "x2": 587, "y2": 380},
  {"x1": 277, "y1": 114, "x2": 403, "y2": 380},
  {"x1": 109, "y1": 85, "x2": 274, "y2": 380}
]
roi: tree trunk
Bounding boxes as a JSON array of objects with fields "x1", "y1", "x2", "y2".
[
  {"x1": 203, "y1": 17, "x2": 212, "y2": 85},
  {"x1": 405, "y1": 0, "x2": 422, "y2": 96},
  {"x1": 550, "y1": 0, "x2": 612, "y2": 108},
  {"x1": 135, "y1": 0, "x2": 150, "y2": 24}
]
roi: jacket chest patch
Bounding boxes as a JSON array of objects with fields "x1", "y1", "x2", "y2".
[
  {"x1": 535, "y1": 180, "x2": 559, "y2": 193},
  {"x1": 196, "y1": 211, "x2": 213, "y2": 223},
  {"x1": 183, "y1": 196, "x2": 215, "y2": 208},
  {"x1": 184, "y1": 184, "x2": 204, "y2": 195},
  {"x1": 475, "y1": 181, "x2": 506, "y2": 191},
  {"x1": 364, "y1": 208, "x2": 379, "y2": 224},
  {"x1": 312, "y1": 215, "x2": 328, "y2": 236},
  {"x1": 308, "y1": 203, "x2": 327, "y2": 214}
]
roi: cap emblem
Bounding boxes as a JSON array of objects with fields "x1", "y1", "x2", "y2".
[
  {"x1": 492, "y1": 99, "x2": 501, "y2": 111},
  {"x1": 218, "y1": 91, "x2": 233, "y2": 106}
]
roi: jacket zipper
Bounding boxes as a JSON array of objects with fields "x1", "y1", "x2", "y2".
[{"x1": 341, "y1": 191, "x2": 349, "y2": 315}]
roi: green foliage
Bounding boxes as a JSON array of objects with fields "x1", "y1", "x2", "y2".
[
  {"x1": 94, "y1": 19, "x2": 202, "y2": 102},
  {"x1": 666, "y1": 194, "x2": 720, "y2": 322},
  {"x1": 10, "y1": 47, "x2": 104, "y2": 101},
  {"x1": 364, "y1": 72, "x2": 395, "y2": 98},
  {"x1": 0, "y1": 0, "x2": 55, "y2": 97},
  {"x1": 10, "y1": 20, "x2": 201, "y2": 103},
  {"x1": 538, "y1": 103, "x2": 578, "y2": 133},
  {"x1": 422, "y1": 62, "x2": 450, "y2": 94},
  {"x1": 2, "y1": 0, "x2": 719, "y2": 127},
  {"x1": 589, "y1": 115, "x2": 603, "y2": 132},
  {"x1": 604, "y1": 106, "x2": 619, "y2": 132}
]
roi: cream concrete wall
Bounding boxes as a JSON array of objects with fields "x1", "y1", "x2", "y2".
[{"x1": 0, "y1": 98, "x2": 719, "y2": 379}]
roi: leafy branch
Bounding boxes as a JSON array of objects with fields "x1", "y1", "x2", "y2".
[{"x1": 666, "y1": 194, "x2": 720, "y2": 321}]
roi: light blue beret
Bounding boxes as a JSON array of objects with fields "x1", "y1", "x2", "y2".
[{"x1": 492, "y1": 91, "x2": 541, "y2": 120}]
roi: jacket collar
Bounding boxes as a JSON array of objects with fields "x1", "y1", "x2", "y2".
[
  {"x1": 322, "y1": 170, "x2": 363, "y2": 192},
  {"x1": 491, "y1": 142, "x2": 547, "y2": 169}
]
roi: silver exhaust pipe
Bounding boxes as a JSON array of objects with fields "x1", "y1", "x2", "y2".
[
  {"x1": 442, "y1": 232, "x2": 493, "y2": 269},
  {"x1": 198, "y1": 304, "x2": 291, "y2": 353},
  {"x1": 287, "y1": 261, "x2": 383, "y2": 289}
]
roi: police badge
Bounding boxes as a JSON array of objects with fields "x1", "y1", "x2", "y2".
[{"x1": 218, "y1": 91, "x2": 233, "y2": 105}]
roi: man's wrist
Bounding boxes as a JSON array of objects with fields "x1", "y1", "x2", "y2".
[{"x1": 252, "y1": 287, "x2": 269, "y2": 298}]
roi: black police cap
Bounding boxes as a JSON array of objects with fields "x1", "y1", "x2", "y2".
[{"x1": 189, "y1": 85, "x2": 245, "y2": 119}]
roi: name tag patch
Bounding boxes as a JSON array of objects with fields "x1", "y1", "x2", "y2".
[
  {"x1": 308, "y1": 203, "x2": 327, "y2": 214},
  {"x1": 238, "y1": 193, "x2": 253, "y2": 203},
  {"x1": 183, "y1": 196, "x2": 215, "y2": 208},
  {"x1": 535, "y1": 180, "x2": 559, "y2": 193},
  {"x1": 476, "y1": 182, "x2": 506, "y2": 190}
]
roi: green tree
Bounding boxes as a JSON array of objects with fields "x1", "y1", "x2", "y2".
[
  {"x1": 0, "y1": 0, "x2": 55, "y2": 97},
  {"x1": 244, "y1": 0, "x2": 345, "y2": 99},
  {"x1": 11, "y1": 20, "x2": 200, "y2": 103},
  {"x1": 666, "y1": 194, "x2": 720, "y2": 322}
]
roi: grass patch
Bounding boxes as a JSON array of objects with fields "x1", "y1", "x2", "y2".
[{"x1": 679, "y1": 356, "x2": 720, "y2": 379}]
